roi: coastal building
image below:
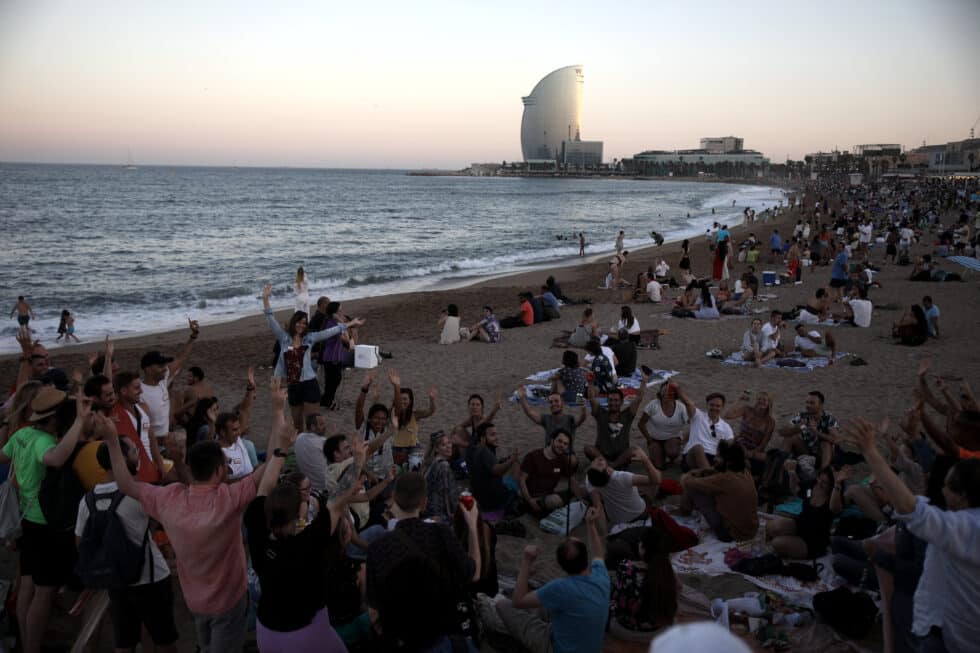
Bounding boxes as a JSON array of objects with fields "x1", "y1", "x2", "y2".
[
  {"x1": 562, "y1": 139, "x2": 603, "y2": 167},
  {"x1": 521, "y1": 65, "x2": 603, "y2": 166},
  {"x1": 853, "y1": 144, "x2": 902, "y2": 157},
  {"x1": 700, "y1": 136, "x2": 744, "y2": 154}
]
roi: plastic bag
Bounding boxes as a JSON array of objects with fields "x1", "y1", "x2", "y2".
[{"x1": 0, "y1": 478, "x2": 23, "y2": 540}]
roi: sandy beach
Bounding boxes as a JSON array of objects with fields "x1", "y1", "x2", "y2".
[{"x1": 3, "y1": 183, "x2": 978, "y2": 652}]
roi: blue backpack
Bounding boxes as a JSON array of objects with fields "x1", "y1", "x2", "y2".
[{"x1": 75, "y1": 490, "x2": 149, "y2": 589}]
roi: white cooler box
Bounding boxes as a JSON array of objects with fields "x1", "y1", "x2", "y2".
[{"x1": 354, "y1": 344, "x2": 380, "y2": 369}]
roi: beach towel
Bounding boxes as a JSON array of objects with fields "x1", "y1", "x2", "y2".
[
  {"x1": 722, "y1": 351, "x2": 847, "y2": 371},
  {"x1": 666, "y1": 510, "x2": 843, "y2": 609},
  {"x1": 948, "y1": 255, "x2": 980, "y2": 277},
  {"x1": 552, "y1": 328, "x2": 662, "y2": 349},
  {"x1": 514, "y1": 368, "x2": 679, "y2": 407}
]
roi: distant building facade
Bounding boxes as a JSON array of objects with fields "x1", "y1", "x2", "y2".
[
  {"x1": 853, "y1": 144, "x2": 902, "y2": 157},
  {"x1": 700, "y1": 136, "x2": 744, "y2": 154},
  {"x1": 631, "y1": 149, "x2": 767, "y2": 166},
  {"x1": 520, "y1": 65, "x2": 603, "y2": 166},
  {"x1": 562, "y1": 140, "x2": 603, "y2": 167}
]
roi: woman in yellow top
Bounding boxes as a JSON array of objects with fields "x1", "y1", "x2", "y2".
[{"x1": 389, "y1": 370, "x2": 438, "y2": 468}]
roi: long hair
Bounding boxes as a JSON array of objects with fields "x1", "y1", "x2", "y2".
[
  {"x1": 911, "y1": 305, "x2": 928, "y2": 335},
  {"x1": 295, "y1": 266, "x2": 305, "y2": 284},
  {"x1": 187, "y1": 396, "x2": 219, "y2": 445},
  {"x1": 639, "y1": 527, "x2": 678, "y2": 628},
  {"x1": 287, "y1": 310, "x2": 308, "y2": 336},
  {"x1": 620, "y1": 306, "x2": 636, "y2": 329},
  {"x1": 395, "y1": 388, "x2": 415, "y2": 424}
]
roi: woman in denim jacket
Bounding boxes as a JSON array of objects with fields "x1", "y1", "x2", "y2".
[{"x1": 262, "y1": 284, "x2": 363, "y2": 428}]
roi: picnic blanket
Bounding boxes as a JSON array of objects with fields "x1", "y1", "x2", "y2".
[
  {"x1": 722, "y1": 351, "x2": 848, "y2": 371},
  {"x1": 513, "y1": 368, "x2": 679, "y2": 407},
  {"x1": 551, "y1": 328, "x2": 662, "y2": 349},
  {"x1": 664, "y1": 510, "x2": 843, "y2": 609}
]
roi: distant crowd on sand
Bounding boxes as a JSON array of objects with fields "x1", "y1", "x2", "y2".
[{"x1": 1, "y1": 175, "x2": 979, "y2": 653}]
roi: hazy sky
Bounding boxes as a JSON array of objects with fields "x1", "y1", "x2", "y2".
[{"x1": 1, "y1": 0, "x2": 977, "y2": 168}]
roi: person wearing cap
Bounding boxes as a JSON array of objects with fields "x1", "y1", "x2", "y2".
[
  {"x1": 140, "y1": 316, "x2": 200, "y2": 444},
  {"x1": 0, "y1": 389, "x2": 92, "y2": 653},
  {"x1": 793, "y1": 323, "x2": 837, "y2": 362}
]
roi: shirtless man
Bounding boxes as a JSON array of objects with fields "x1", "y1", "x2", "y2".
[
  {"x1": 9, "y1": 296, "x2": 36, "y2": 333},
  {"x1": 174, "y1": 366, "x2": 216, "y2": 428}
]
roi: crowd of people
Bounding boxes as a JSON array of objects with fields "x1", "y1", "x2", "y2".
[{"x1": 0, "y1": 175, "x2": 978, "y2": 653}]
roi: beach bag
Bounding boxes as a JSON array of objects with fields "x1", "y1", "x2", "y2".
[
  {"x1": 38, "y1": 445, "x2": 85, "y2": 532},
  {"x1": 0, "y1": 471, "x2": 22, "y2": 540},
  {"x1": 731, "y1": 553, "x2": 784, "y2": 577},
  {"x1": 539, "y1": 501, "x2": 586, "y2": 534},
  {"x1": 75, "y1": 490, "x2": 149, "y2": 589},
  {"x1": 813, "y1": 587, "x2": 877, "y2": 639}
]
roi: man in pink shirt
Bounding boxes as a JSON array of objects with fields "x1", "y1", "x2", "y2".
[{"x1": 103, "y1": 382, "x2": 289, "y2": 652}]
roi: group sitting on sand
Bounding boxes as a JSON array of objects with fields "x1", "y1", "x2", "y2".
[{"x1": 1, "y1": 174, "x2": 979, "y2": 653}]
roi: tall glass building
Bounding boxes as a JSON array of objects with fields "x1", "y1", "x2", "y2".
[{"x1": 520, "y1": 65, "x2": 584, "y2": 161}]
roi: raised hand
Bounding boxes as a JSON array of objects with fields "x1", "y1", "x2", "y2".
[
  {"x1": 15, "y1": 330, "x2": 32, "y2": 355},
  {"x1": 91, "y1": 412, "x2": 118, "y2": 440},
  {"x1": 363, "y1": 369, "x2": 377, "y2": 387},
  {"x1": 523, "y1": 544, "x2": 540, "y2": 561},
  {"x1": 278, "y1": 422, "x2": 298, "y2": 449},
  {"x1": 387, "y1": 368, "x2": 400, "y2": 387},
  {"x1": 842, "y1": 418, "x2": 878, "y2": 453},
  {"x1": 262, "y1": 284, "x2": 273, "y2": 300},
  {"x1": 188, "y1": 317, "x2": 200, "y2": 337},
  {"x1": 585, "y1": 506, "x2": 598, "y2": 524},
  {"x1": 270, "y1": 377, "x2": 287, "y2": 413},
  {"x1": 247, "y1": 366, "x2": 256, "y2": 388},
  {"x1": 428, "y1": 385, "x2": 439, "y2": 401},
  {"x1": 350, "y1": 431, "x2": 367, "y2": 464},
  {"x1": 76, "y1": 394, "x2": 93, "y2": 421}
]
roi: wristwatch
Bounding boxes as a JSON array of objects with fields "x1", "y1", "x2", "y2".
[{"x1": 273, "y1": 448, "x2": 288, "y2": 458}]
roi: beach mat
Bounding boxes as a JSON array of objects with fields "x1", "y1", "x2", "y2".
[
  {"x1": 551, "y1": 329, "x2": 662, "y2": 349},
  {"x1": 514, "y1": 368, "x2": 679, "y2": 407},
  {"x1": 722, "y1": 351, "x2": 848, "y2": 371}
]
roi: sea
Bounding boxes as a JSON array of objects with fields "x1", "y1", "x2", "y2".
[{"x1": 0, "y1": 164, "x2": 785, "y2": 352}]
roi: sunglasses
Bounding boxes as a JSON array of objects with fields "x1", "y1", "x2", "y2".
[{"x1": 710, "y1": 424, "x2": 718, "y2": 439}]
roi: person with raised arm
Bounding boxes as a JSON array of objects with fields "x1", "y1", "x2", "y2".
[
  {"x1": 586, "y1": 445, "x2": 660, "y2": 528},
  {"x1": 723, "y1": 389, "x2": 775, "y2": 477},
  {"x1": 245, "y1": 397, "x2": 359, "y2": 651},
  {"x1": 139, "y1": 316, "x2": 200, "y2": 443},
  {"x1": 262, "y1": 283, "x2": 364, "y2": 429},
  {"x1": 0, "y1": 389, "x2": 89, "y2": 653},
  {"x1": 843, "y1": 418, "x2": 980, "y2": 653},
  {"x1": 677, "y1": 387, "x2": 735, "y2": 471},
  {"x1": 638, "y1": 382, "x2": 689, "y2": 470},
  {"x1": 584, "y1": 371, "x2": 648, "y2": 470},
  {"x1": 104, "y1": 378, "x2": 282, "y2": 653},
  {"x1": 517, "y1": 384, "x2": 587, "y2": 451},
  {"x1": 493, "y1": 506, "x2": 610, "y2": 653}
]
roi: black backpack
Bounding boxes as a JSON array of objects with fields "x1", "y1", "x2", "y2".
[
  {"x1": 75, "y1": 490, "x2": 149, "y2": 590},
  {"x1": 38, "y1": 445, "x2": 86, "y2": 532}
]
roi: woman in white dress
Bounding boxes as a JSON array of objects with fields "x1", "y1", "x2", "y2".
[{"x1": 294, "y1": 266, "x2": 310, "y2": 316}]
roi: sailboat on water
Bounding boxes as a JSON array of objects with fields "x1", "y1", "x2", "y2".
[{"x1": 124, "y1": 149, "x2": 138, "y2": 170}]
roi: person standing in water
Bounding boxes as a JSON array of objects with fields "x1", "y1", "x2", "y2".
[
  {"x1": 294, "y1": 266, "x2": 310, "y2": 316},
  {"x1": 615, "y1": 231, "x2": 625, "y2": 255},
  {"x1": 579, "y1": 232, "x2": 586, "y2": 257},
  {"x1": 57, "y1": 310, "x2": 81, "y2": 343},
  {"x1": 9, "y1": 296, "x2": 36, "y2": 334}
]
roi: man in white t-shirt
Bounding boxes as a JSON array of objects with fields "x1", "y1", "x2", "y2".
[
  {"x1": 843, "y1": 287, "x2": 873, "y2": 328},
  {"x1": 139, "y1": 318, "x2": 200, "y2": 440},
  {"x1": 75, "y1": 438, "x2": 177, "y2": 651},
  {"x1": 793, "y1": 323, "x2": 837, "y2": 361},
  {"x1": 899, "y1": 224, "x2": 915, "y2": 255},
  {"x1": 645, "y1": 276, "x2": 663, "y2": 303},
  {"x1": 678, "y1": 390, "x2": 734, "y2": 470},
  {"x1": 585, "y1": 446, "x2": 659, "y2": 527},
  {"x1": 858, "y1": 220, "x2": 873, "y2": 249},
  {"x1": 216, "y1": 413, "x2": 254, "y2": 481},
  {"x1": 294, "y1": 412, "x2": 329, "y2": 493},
  {"x1": 759, "y1": 310, "x2": 785, "y2": 360}
]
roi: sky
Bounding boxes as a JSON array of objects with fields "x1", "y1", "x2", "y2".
[{"x1": 1, "y1": 0, "x2": 978, "y2": 168}]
